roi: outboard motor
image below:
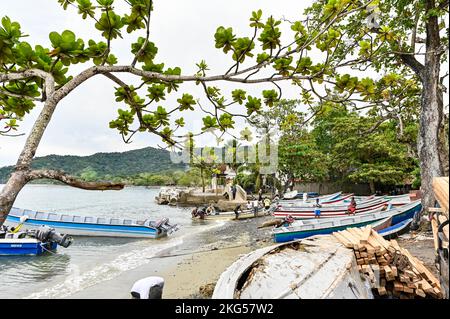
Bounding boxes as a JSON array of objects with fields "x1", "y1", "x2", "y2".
[{"x1": 33, "y1": 226, "x2": 73, "y2": 248}]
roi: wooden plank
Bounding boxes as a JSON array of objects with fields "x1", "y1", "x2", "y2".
[
  {"x1": 360, "y1": 225, "x2": 372, "y2": 244},
  {"x1": 431, "y1": 218, "x2": 440, "y2": 252},
  {"x1": 393, "y1": 281, "x2": 403, "y2": 291},
  {"x1": 340, "y1": 230, "x2": 363, "y2": 250},
  {"x1": 400, "y1": 247, "x2": 440, "y2": 287},
  {"x1": 433, "y1": 177, "x2": 449, "y2": 216},
  {"x1": 391, "y1": 266, "x2": 398, "y2": 277},
  {"x1": 415, "y1": 288, "x2": 426, "y2": 298},
  {"x1": 377, "y1": 286, "x2": 387, "y2": 296},
  {"x1": 332, "y1": 232, "x2": 353, "y2": 248}
]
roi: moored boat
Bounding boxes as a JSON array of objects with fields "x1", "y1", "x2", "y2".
[
  {"x1": 0, "y1": 224, "x2": 72, "y2": 256},
  {"x1": 5, "y1": 207, "x2": 179, "y2": 239},
  {"x1": 273, "y1": 198, "x2": 390, "y2": 219},
  {"x1": 271, "y1": 200, "x2": 421, "y2": 243},
  {"x1": 378, "y1": 218, "x2": 414, "y2": 240}
]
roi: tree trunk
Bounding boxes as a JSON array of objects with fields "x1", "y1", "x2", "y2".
[
  {"x1": 417, "y1": 0, "x2": 444, "y2": 216},
  {"x1": 0, "y1": 171, "x2": 29, "y2": 226},
  {"x1": 369, "y1": 180, "x2": 376, "y2": 194},
  {"x1": 201, "y1": 167, "x2": 205, "y2": 193},
  {"x1": 0, "y1": 98, "x2": 58, "y2": 226}
]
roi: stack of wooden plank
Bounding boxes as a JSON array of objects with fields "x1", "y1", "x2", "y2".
[{"x1": 333, "y1": 225, "x2": 443, "y2": 299}]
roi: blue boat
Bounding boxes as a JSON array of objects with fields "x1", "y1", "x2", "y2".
[
  {"x1": 5, "y1": 207, "x2": 179, "y2": 239},
  {"x1": 271, "y1": 200, "x2": 421, "y2": 243},
  {"x1": 378, "y1": 218, "x2": 414, "y2": 240},
  {"x1": 0, "y1": 239, "x2": 57, "y2": 256},
  {"x1": 0, "y1": 223, "x2": 72, "y2": 256}
]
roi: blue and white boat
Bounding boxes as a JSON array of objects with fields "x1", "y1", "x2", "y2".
[
  {"x1": 0, "y1": 222, "x2": 72, "y2": 256},
  {"x1": 378, "y1": 218, "x2": 414, "y2": 240},
  {"x1": 271, "y1": 200, "x2": 421, "y2": 243},
  {"x1": 5, "y1": 207, "x2": 179, "y2": 239},
  {"x1": 0, "y1": 238, "x2": 58, "y2": 256}
]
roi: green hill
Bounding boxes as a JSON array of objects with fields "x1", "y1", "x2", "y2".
[{"x1": 0, "y1": 147, "x2": 187, "y2": 183}]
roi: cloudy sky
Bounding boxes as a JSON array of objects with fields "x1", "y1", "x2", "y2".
[
  {"x1": 0, "y1": 0, "x2": 314, "y2": 167},
  {"x1": 1, "y1": 0, "x2": 448, "y2": 167}
]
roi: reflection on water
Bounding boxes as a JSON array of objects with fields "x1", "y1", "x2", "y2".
[{"x1": 0, "y1": 253, "x2": 71, "y2": 285}]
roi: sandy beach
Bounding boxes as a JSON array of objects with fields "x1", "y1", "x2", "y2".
[
  {"x1": 66, "y1": 215, "x2": 274, "y2": 299},
  {"x1": 56, "y1": 214, "x2": 438, "y2": 299}
]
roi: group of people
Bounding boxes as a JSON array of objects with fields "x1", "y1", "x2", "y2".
[{"x1": 191, "y1": 204, "x2": 216, "y2": 220}]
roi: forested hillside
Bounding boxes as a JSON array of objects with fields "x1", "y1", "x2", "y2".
[{"x1": 0, "y1": 147, "x2": 187, "y2": 183}]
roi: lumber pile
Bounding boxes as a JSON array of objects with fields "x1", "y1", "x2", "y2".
[{"x1": 333, "y1": 225, "x2": 443, "y2": 299}]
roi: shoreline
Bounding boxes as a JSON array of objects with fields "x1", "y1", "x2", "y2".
[{"x1": 66, "y1": 216, "x2": 274, "y2": 299}]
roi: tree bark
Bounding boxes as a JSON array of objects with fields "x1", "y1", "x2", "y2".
[
  {"x1": 0, "y1": 171, "x2": 29, "y2": 226},
  {"x1": 0, "y1": 83, "x2": 124, "y2": 227},
  {"x1": 416, "y1": 0, "x2": 445, "y2": 214}
]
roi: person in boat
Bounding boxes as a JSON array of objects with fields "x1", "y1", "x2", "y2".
[
  {"x1": 258, "y1": 189, "x2": 263, "y2": 202},
  {"x1": 263, "y1": 197, "x2": 271, "y2": 210},
  {"x1": 303, "y1": 192, "x2": 308, "y2": 203},
  {"x1": 314, "y1": 198, "x2": 322, "y2": 219},
  {"x1": 275, "y1": 215, "x2": 294, "y2": 228},
  {"x1": 347, "y1": 197, "x2": 357, "y2": 215}
]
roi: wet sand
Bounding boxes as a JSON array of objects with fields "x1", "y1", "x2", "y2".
[
  {"x1": 67, "y1": 218, "x2": 439, "y2": 299},
  {"x1": 68, "y1": 216, "x2": 274, "y2": 299}
]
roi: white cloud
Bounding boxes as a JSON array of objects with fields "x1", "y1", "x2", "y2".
[{"x1": 0, "y1": 0, "x2": 312, "y2": 167}]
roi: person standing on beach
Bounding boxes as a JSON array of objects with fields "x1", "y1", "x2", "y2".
[
  {"x1": 234, "y1": 203, "x2": 243, "y2": 219},
  {"x1": 314, "y1": 198, "x2": 322, "y2": 219},
  {"x1": 231, "y1": 184, "x2": 237, "y2": 200}
]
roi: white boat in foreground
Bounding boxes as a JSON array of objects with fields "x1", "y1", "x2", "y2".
[{"x1": 212, "y1": 235, "x2": 373, "y2": 299}]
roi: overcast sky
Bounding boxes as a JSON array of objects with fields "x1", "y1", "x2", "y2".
[
  {"x1": 0, "y1": 0, "x2": 315, "y2": 167},
  {"x1": 0, "y1": 0, "x2": 448, "y2": 167}
]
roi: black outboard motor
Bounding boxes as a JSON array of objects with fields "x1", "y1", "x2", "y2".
[{"x1": 33, "y1": 226, "x2": 73, "y2": 248}]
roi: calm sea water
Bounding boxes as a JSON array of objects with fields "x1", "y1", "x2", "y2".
[{"x1": 0, "y1": 184, "x2": 221, "y2": 299}]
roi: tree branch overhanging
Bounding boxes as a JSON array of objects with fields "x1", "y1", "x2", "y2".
[{"x1": 28, "y1": 169, "x2": 125, "y2": 191}]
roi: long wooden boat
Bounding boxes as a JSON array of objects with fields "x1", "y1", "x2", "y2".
[
  {"x1": 278, "y1": 193, "x2": 355, "y2": 206},
  {"x1": 5, "y1": 207, "x2": 179, "y2": 239},
  {"x1": 273, "y1": 198, "x2": 390, "y2": 219},
  {"x1": 280, "y1": 191, "x2": 342, "y2": 202},
  {"x1": 212, "y1": 236, "x2": 373, "y2": 299},
  {"x1": 344, "y1": 194, "x2": 411, "y2": 207},
  {"x1": 378, "y1": 218, "x2": 413, "y2": 240},
  {"x1": 271, "y1": 200, "x2": 421, "y2": 243}
]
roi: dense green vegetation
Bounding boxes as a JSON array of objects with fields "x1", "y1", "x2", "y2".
[
  {"x1": 250, "y1": 99, "x2": 420, "y2": 193},
  {"x1": 0, "y1": 147, "x2": 188, "y2": 185}
]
